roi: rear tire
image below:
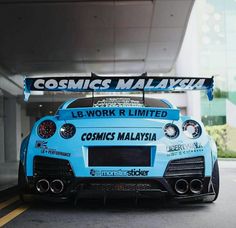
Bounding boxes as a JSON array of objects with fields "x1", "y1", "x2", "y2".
[
  {"x1": 18, "y1": 162, "x2": 27, "y2": 201},
  {"x1": 203, "y1": 160, "x2": 220, "y2": 203},
  {"x1": 182, "y1": 160, "x2": 220, "y2": 204},
  {"x1": 211, "y1": 160, "x2": 220, "y2": 201}
]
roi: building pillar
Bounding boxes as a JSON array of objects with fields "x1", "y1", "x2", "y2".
[
  {"x1": 4, "y1": 97, "x2": 21, "y2": 162},
  {"x1": 175, "y1": 3, "x2": 201, "y2": 120},
  {"x1": 186, "y1": 91, "x2": 201, "y2": 120},
  {"x1": 0, "y1": 94, "x2": 4, "y2": 163}
]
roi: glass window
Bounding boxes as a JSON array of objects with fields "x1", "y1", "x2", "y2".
[{"x1": 67, "y1": 96, "x2": 171, "y2": 108}]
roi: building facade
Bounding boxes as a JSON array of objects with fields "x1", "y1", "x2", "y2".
[{"x1": 177, "y1": 0, "x2": 236, "y2": 153}]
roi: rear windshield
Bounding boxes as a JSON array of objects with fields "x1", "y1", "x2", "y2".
[{"x1": 67, "y1": 97, "x2": 170, "y2": 108}]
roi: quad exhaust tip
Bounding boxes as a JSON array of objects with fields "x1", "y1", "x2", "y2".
[
  {"x1": 190, "y1": 179, "x2": 203, "y2": 194},
  {"x1": 36, "y1": 179, "x2": 50, "y2": 193},
  {"x1": 175, "y1": 179, "x2": 189, "y2": 195},
  {"x1": 50, "y1": 179, "x2": 64, "y2": 194}
]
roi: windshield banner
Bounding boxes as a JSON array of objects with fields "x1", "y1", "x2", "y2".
[
  {"x1": 57, "y1": 107, "x2": 180, "y2": 121},
  {"x1": 24, "y1": 75, "x2": 214, "y2": 101}
]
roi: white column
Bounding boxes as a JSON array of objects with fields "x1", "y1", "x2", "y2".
[
  {"x1": 186, "y1": 91, "x2": 201, "y2": 120},
  {"x1": 4, "y1": 97, "x2": 21, "y2": 162},
  {"x1": 175, "y1": 2, "x2": 201, "y2": 120}
]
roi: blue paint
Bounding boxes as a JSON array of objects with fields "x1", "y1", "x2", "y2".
[{"x1": 21, "y1": 110, "x2": 216, "y2": 178}]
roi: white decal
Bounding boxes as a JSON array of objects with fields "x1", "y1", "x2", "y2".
[
  {"x1": 67, "y1": 79, "x2": 83, "y2": 89},
  {"x1": 145, "y1": 79, "x2": 155, "y2": 89},
  {"x1": 45, "y1": 79, "x2": 58, "y2": 89},
  {"x1": 132, "y1": 79, "x2": 145, "y2": 90},
  {"x1": 194, "y1": 79, "x2": 205, "y2": 89},
  {"x1": 179, "y1": 79, "x2": 190, "y2": 88},
  {"x1": 34, "y1": 79, "x2": 45, "y2": 89},
  {"x1": 156, "y1": 79, "x2": 168, "y2": 88},
  {"x1": 115, "y1": 79, "x2": 134, "y2": 89},
  {"x1": 169, "y1": 79, "x2": 182, "y2": 87}
]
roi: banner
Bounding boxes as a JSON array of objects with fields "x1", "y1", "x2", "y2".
[
  {"x1": 57, "y1": 107, "x2": 180, "y2": 121},
  {"x1": 24, "y1": 75, "x2": 214, "y2": 101}
]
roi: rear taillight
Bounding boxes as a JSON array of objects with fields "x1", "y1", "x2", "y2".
[
  {"x1": 60, "y1": 124, "x2": 76, "y2": 139},
  {"x1": 182, "y1": 120, "x2": 202, "y2": 139},
  {"x1": 38, "y1": 120, "x2": 56, "y2": 139},
  {"x1": 164, "y1": 123, "x2": 179, "y2": 139}
]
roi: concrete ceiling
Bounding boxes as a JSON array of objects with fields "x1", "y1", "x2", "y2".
[{"x1": 0, "y1": 0, "x2": 194, "y2": 95}]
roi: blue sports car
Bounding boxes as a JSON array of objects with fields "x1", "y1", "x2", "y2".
[{"x1": 19, "y1": 76, "x2": 219, "y2": 203}]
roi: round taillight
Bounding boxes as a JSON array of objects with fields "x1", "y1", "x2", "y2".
[
  {"x1": 182, "y1": 120, "x2": 202, "y2": 139},
  {"x1": 38, "y1": 120, "x2": 56, "y2": 139},
  {"x1": 164, "y1": 123, "x2": 179, "y2": 139},
  {"x1": 60, "y1": 123, "x2": 76, "y2": 139}
]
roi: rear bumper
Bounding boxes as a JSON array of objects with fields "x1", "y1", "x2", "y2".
[
  {"x1": 24, "y1": 155, "x2": 215, "y2": 202},
  {"x1": 174, "y1": 192, "x2": 216, "y2": 202},
  {"x1": 25, "y1": 176, "x2": 215, "y2": 202}
]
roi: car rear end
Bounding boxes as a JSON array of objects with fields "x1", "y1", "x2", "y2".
[{"x1": 21, "y1": 97, "x2": 217, "y2": 202}]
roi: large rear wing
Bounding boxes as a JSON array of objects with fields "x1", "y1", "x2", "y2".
[{"x1": 24, "y1": 74, "x2": 214, "y2": 101}]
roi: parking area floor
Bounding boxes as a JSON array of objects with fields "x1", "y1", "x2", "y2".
[
  {"x1": 0, "y1": 161, "x2": 236, "y2": 228},
  {"x1": 0, "y1": 162, "x2": 18, "y2": 192}
]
